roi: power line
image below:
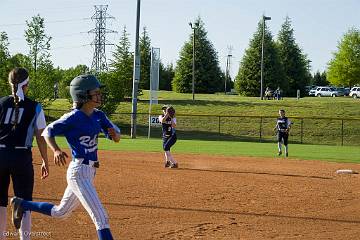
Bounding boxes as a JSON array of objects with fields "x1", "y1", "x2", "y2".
[
  {"x1": 0, "y1": 5, "x2": 92, "y2": 14},
  {"x1": 51, "y1": 44, "x2": 90, "y2": 50},
  {"x1": 0, "y1": 18, "x2": 91, "y2": 27},
  {"x1": 8, "y1": 32, "x2": 88, "y2": 41}
]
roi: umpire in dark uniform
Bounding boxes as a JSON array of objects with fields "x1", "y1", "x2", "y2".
[{"x1": 0, "y1": 68, "x2": 49, "y2": 239}]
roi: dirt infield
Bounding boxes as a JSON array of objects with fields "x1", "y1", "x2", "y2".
[{"x1": 5, "y1": 150, "x2": 360, "y2": 239}]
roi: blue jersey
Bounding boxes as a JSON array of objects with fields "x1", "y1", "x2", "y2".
[{"x1": 42, "y1": 109, "x2": 120, "y2": 164}]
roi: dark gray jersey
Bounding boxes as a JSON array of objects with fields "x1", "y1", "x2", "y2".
[
  {"x1": 276, "y1": 117, "x2": 291, "y2": 132},
  {"x1": 159, "y1": 114, "x2": 176, "y2": 137},
  {"x1": 0, "y1": 96, "x2": 44, "y2": 147}
]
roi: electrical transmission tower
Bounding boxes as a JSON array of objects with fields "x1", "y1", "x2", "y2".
[
  {"x1": 89, "y1": 5, "x2": 116, "y2": 74},
  {"x1": 225, "y1": 45, "x2": 234, "y2": 94}
]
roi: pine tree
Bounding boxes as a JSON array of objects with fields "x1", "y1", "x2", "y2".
[
  {"x1": 312, "y1": 71, "x2": 329, "y2": 86},
  {"x1": 328, "y1": 28, "x2": 360, "y2": 87},
  {"x1": 173, "y1": 17, "x2": 224, "y2": 93},
  {"x1": 109, "y1": 26, "x2": 134, "y2": 98},
  {"x1": 277, "y1": 16, "x2": 311, "y2": 96},
  {"x1": 139, "y1": 27, "x2": 151, "y2": 90},
  {"x1": 235, "y1": 18, "x2": 284, "y2": 96},
  {"x1": 159, "y1": 62, "x2": 174, "y2": 91}
]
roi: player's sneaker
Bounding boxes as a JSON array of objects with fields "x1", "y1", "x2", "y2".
[
  {"x1": 278, "y1": 151, "x2": 282, "y2": 156},
  {"x1": 164, "y1": 161, "x2": 171, "y2": 168},
  {"x1": 11, "y1": 197, "x2": 24, "y2": 229},
  {"x1": 169, "y1": 163, "x2": 178, "y2": 168}
]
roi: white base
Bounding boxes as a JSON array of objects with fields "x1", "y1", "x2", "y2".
[{"x1": 336, "y1": 169, "x2": 358, "y2": 174}]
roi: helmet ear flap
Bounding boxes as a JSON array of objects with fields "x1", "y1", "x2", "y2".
[{"x1": 75, "y1": 91, "x2": 88, "y2": 103}]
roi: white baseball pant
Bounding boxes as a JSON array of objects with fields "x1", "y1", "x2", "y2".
[{"x1": 50, "y1": 160, "x2": 110, "y2": 230}]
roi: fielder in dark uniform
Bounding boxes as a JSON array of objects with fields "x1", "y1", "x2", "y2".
[
  {"x1": 274, "y1": 109, "x2": 292, "y2": 157},
  {"x1": 0, "y1": 67, "x2": 49, "y2": 240},
  {"x1": 159, "y1": 105, "x2": 178, "y2": 168}
]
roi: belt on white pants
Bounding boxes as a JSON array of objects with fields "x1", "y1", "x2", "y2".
[{"x1": 73, "y1": 158, "x2": 100, "y2": 168}]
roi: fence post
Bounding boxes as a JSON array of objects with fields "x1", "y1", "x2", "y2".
[
  {"x1": 259, "y1": 117, "x2": 263, "y2": 142},
  {"x1": 218, "y1": 116, "x2": 221, "y2": 135},
  {"x1": 341, "y1": 119, "x2": 344, "y2": 146},
  {"x1": 301, "y1": 118, "x2": 303, "y2": 144}
]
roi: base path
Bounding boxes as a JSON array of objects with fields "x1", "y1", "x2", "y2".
[{"x1": 6, "y1": 150, "x2": 360, "y2": 239}]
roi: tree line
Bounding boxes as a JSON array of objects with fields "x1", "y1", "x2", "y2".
[{"x1": 0, "y1": 14, "x2": 359, "y2": 113}]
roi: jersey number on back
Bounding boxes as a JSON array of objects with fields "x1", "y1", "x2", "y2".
[{"x1": 3, "y1": 108, "x2": 24, "y2": 124}]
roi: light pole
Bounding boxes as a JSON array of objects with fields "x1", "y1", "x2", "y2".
[
  {"x1": 225, "y1": 54, "x2": 232, "y2": 95},
  {"x1": 131, "y1": 0, "x2": 141, "y2": 138},
  {"x1": 189, "y1": 22, "x2": 198, "y2": 101},
  {"x1": 260, "y1": 15, "x2": 271, "y2": 100}
]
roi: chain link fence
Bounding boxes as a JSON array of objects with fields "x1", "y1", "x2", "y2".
[{"x1": 45, "y1": 109, "x2": 360, "y2": 146}]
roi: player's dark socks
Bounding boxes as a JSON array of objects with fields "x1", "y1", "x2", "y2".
[
  {"x1": 97, "y1": 228, "x2": 113, "y2": 240},
  {"x1": 21, "y1": 200, "x2": 53, "y2": 216}
]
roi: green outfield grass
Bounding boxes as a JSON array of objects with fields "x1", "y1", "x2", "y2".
[{"x1": 48, "y1": 137, "x2": 360, "y2": 164}]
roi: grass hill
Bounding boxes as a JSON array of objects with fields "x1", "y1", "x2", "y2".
[{"x1": 47, "y1": 91, "x2": 360, "y2": 146}]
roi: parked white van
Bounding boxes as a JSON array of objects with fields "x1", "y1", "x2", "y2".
[
  {"x1": 314, "y1": 87, "x2": 340, "y2": 97},
  {"x1": 349, "y1": 87, "x2": 360, "y2": 98}
]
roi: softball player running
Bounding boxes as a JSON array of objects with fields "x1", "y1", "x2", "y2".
[
  {"x1": 0, "y1": 67, "x2": 49, "y2": 240},
  {"x1": 10, "y1": 75, "x2": 120, "y2": 240},
  {"x1": 274, "y1": 109, "x2": 292, "y2": 157},
  {"x1": 159, "y1": 105, "x2": 178, "y2": 168}
]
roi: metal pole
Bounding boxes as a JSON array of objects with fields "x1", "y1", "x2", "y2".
[
  {"x1": 341, "y1": 119, "x2": 344, "y2": 146},
  {"x1": 147, "y1": 98, "x2": 152, "y2": 139},
  {"x1": 260, "y1": 17, "x2": 265, "y2": 100},
  {"x1": 192, "y1": 27, "x2": 195, "y2": 101},
  {"x1": 259, "y1": 117, "x2": 263, "y2": 142},
  {"x1": 225, "y1": 56, "x2": 229, "y2": 95},
  {"x1": 218, "y1": 116, "x2": 221, "y2": 135},
  {"x1": 131, "y1": 0, "x2": 141, "y2": 139},
  {"x1": 301, "y1": 118, "x2": 304, "y2": 144},
  {"x1": 260, "y1": 16, "x2": 271, "y2": 100},
  {"x1": 148, "y1": 47, "x2": 154, "y2": 139}
]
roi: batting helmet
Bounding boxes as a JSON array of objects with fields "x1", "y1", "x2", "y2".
[{"x1": 69, "y1": 74, "x2": 104, "y2": 103}]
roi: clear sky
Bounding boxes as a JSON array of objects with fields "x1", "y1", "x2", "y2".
[{"x1": 0, "y1": 0, "x2": 359, "y2": 77}]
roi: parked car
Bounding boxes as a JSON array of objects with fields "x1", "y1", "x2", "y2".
[
  {"x1": 314, "y1": 87, "x2": 340, "y2": 97},
  {"x1": 349, "y1": 87, "x2": 360, "y2": 98},
  {"x1": 305, "y1": 85, "x2": 316, "y2": 94},
  {"x1": 335, "y1": 87, "x2": 346, "y2": 96},
  {"x1": 308, "y1": 86, "x2": 318, "y2": 96}
]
